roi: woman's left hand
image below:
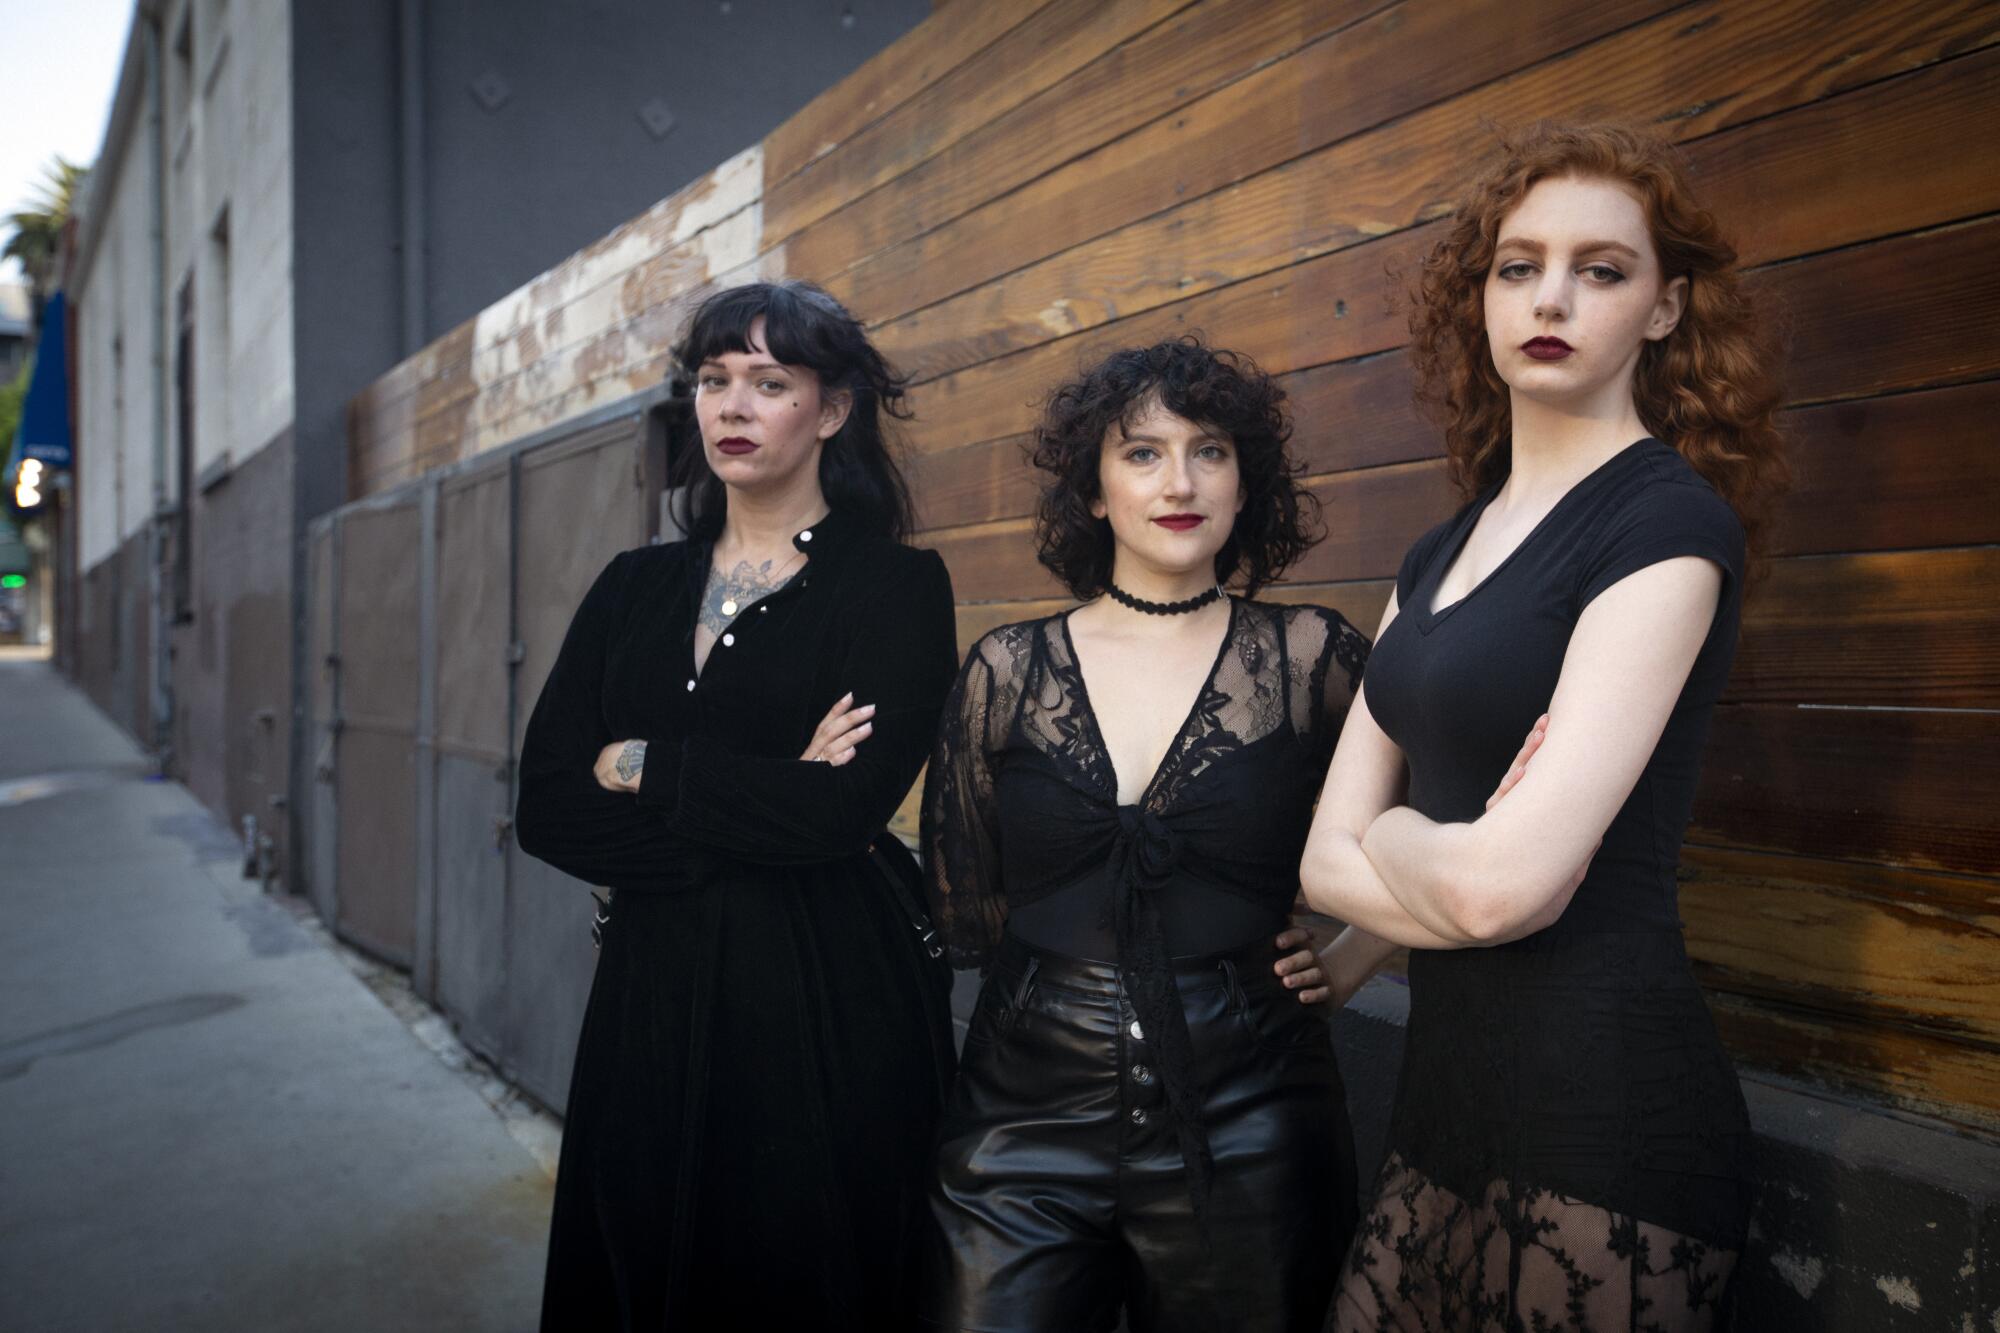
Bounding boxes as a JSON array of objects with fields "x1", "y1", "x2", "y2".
[
  {"x1": 594, "y1": 740, "x2": 645, "y2": 794},
  {"x1": 1273, "y1": 924, "x2": 1331, "y2": 1006}
]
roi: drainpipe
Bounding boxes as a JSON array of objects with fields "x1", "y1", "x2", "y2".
[
  {"x1": 145, "y1": 4, "x2": 174, "y2": 767},
  {"x1": 398, "y1": 0, "x2": 426, "y2": 355}
]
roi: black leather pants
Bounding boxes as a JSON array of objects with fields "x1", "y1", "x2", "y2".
[{"x1": 922, "y1": 935, "x2": 1358, "y2": 1333}]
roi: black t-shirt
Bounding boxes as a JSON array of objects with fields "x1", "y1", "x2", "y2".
[{"x1": 1364, "y1": 438, "x2": 1745, "y2": 936}]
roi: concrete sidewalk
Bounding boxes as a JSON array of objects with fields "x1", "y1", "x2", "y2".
[{"x1": 0, "y1": 653, "x2": 553, "y2": 1332}]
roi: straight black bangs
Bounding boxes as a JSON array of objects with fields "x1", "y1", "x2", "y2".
[{"x1": 674, "y1": 282, "x2": 867, "y2": 394}]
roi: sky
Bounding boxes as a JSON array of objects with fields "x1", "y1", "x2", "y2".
[{"x1": 0, "y1": 0, "x2": 134, "y2": 285}]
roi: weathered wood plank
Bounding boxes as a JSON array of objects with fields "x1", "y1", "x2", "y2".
[
  {"x1": 905, "y1": 201, "x2": 2000, "y2": 469},
  {"x1": 783, "y1": 0, "x2": 1386, "y2": 289},
  {"x1": 1733, "y1": 548, "x2": 2000, "y2": 708},
  {"x1": 907, "y1": 433, "x2": 1041, "y2": 535},
  {"x1": 762, "y1": 0, "x2": 1061, "y2": 187},
  {"x1": 762, "y1": 0, "x2": 1195, "y2": 249},
  {"x1": 1773, "y1": 380, "x2": 2000, "y2": 557},
  {"x1": 350, "y1": 150, "x2": 765, "y2": 485},
  {"x1": 1709, "y1": 992, "x2": 2000, "y2": 1129},
  {"x1": 903, "y1": 224, "x2": 1429, "y2": 457},
  {"x1": 1689, "y1": 42, "x2": 2000, "y2": 266},
  {"x1": 921, "y1": 517, "x2": 1059, "y2": 604},
  {"x1": 843, "y1": 0, "x2": 2000, "y2": 352},
  {"x1": 1691, "y1": 705, "x2": 2000, "y2": 877},
  {"x1": 1777, "y1": 214, "x2": 2000, "y2": 405},
  {"x1": 439, "y1": 206, "x2": 765, "y2": 434},
  {"x1": 1681, "y1": 845, "x2": 2000, "y2": 1045},
  {"x1": 836, "y1": 0, "x2": 1680, "y2": 334},
  {"x1": 1290, "y1": 460, "x2": 1457, "y2": 585}
]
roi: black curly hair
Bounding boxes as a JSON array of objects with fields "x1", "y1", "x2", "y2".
[{"x1": 1030, "y1": 337, "x2": 1319, "y2": 599}]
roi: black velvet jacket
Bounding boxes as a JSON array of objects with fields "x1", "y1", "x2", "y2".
[
  {"x1": 512, "y1": 508, "x2": 963, "y2": 1328},
  {"x1": 515, "y1": 506, "x2": 960, "y2": 887}
]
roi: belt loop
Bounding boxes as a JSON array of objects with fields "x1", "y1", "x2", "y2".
[
  {"x1": 1009, "y1": 955, "x2": 1040, "y2": 1018},
  {"x1": 1219, "y1": 957, "x2": 1246, "y2": 1016}
]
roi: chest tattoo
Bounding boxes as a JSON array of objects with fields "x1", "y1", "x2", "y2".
[{"x1": 699, "y1": 557, "x2": 800, "y2": 633}]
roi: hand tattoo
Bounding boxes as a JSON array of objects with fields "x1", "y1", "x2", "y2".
[
  {"x1": 614, "y1": 740, "x2": 647, "y2": 783},
  {"x1": 699, "y1": 557, "x2": 801, "y2": 633}
]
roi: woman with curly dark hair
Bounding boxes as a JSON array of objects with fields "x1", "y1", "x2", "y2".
[
  {"x1": 920, "y1": 337, "x2": 1371, "y2": 1331},
  {"x1": 1301, "y1": 123, "x2": 1786, "y2": 1330},
  {"x1": 514, "y1": 280, "x2": 962, "y2": 1329}
]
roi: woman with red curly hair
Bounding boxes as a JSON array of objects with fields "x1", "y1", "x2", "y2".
[{"x1": 1301, "y1": 122, "x2": 1786, "y2": 1330}]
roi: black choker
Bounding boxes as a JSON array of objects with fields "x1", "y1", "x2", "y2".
[{"x1": 1105, "y1": 583, "x2": 1224, "y2": 616}]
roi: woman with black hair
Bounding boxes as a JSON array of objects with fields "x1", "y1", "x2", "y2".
[
  {"x1": 920, "y1": 337, "x2": 1369, "y2": 1332},
  {"x1": 513, "y1": 280, "x2": 960, "y2": 1329}
]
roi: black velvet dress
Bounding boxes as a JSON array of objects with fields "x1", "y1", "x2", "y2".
[
  {"x1": 514, "y1": 509, "x2": 960, "y2": 1331},
  {"x1": 1334, "y1": 440, "x2": 1755, "y2": 1331}
]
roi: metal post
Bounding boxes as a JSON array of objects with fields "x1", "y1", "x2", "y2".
[
  {"x1": 413, "y1": 478, "x2": 440, "y2": 999},
  {"x1": 144, "y1": 7, "x2": 175, "y2": 766}
]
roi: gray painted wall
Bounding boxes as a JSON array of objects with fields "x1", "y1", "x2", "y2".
[
  {"x1": 418, "y1": 0, "x2": 931, "y2": 340},
  {"x1": 287, "y1": 0, "x2": 930, "y2": 893}
]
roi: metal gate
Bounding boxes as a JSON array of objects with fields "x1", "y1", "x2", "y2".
[
  {"x1": 306, "y1": 518, "x2": 338, "y2": 926},
  {"x1": 301, "y1": 388, "x2": 672, "y2": 1110},
  {"x1": 332, "y1": 493, "x2": 424, "y2": 965},
  {"x1": 502, "y1": 417, "x2": 654, "y2": 1106},
  {"x1": 430, "y1": 454, "x2": 514, "y2": 1057}
]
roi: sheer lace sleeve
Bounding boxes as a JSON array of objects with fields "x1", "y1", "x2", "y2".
[
  {"x1": 921, "y1": 630, "x2": 1017, "y2": 971},
  {"x1": 1282, "y1": 604, "x2": 1370, "y2": 762}
]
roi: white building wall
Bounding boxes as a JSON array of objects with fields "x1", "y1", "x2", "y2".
[
  {"x1": 224, "y1": 0, "x2": 293, "y2": 462},
  {"x1": 75, "y1": 0, "x2": 291, "y2": 572},
  {"x1": 75, "y1": 99, "x2": 161, "y2": 573},
  {"x1": 163, "y1": 0, "x2": 293, "y2": 478}
]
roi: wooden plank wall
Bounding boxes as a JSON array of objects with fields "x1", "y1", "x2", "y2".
[{"x1": 348, "y1": 0, "x2": 2000, "y2": 1132}]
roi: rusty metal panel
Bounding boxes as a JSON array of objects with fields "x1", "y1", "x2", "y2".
[
  {"x1": 434, "y1": 754, "x2": 510, "y2": 1057},
  {"x1": 500, "y1": 856, "x2": 600, "y2": 1108},
  {"x1": 334, "y1": 497, "x2": 422, "y2": 965},
  {"x1": 431, "y1": 459, "x2": 514, "y2": 1054},
  {"x1": 503, "y1": 414, "x2": 649, "y2": 1107},
  {"x1": 510, "y1": 419, "x2": 651, "y2": 752},
  {"x1": 306, "y1": 519, "x2": 338, "y2": 923},
  {"x1": 438, "y1": 465, "x2": 513, "y2": 756},
  {"x1": 412, "y1": 483, "x2": 441, "y2": 1001}
]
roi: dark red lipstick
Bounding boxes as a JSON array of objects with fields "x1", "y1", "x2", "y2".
[
  {"x1": 715, "y1": 436, "x2": 759, "y2": 455},
  {"x1": 1522, "y1": 337, "x2": 1574, "y2": 361},
  {"x1": 1153, "y1": 513, "x2": 1205, "y2": 532}
]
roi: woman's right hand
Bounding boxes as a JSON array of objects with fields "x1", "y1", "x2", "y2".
[
  {"x1": 801, "y1": 692, "x2": 875, "y2": 766},
  {"x1": 1486, "y1": 713, "x2": 1594, "y2": 933},
  {"x1": 1484, "y1": 713, "x2": 1549, "y2": 810}
]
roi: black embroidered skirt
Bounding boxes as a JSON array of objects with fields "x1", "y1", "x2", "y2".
[{"x1": 1334, "y1": 929, "x2": 1753, "y2": 1332}]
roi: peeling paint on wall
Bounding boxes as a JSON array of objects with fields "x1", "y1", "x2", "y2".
[
  {"x1": 352, "y1": 147, "x2": 774, "y2": 489},
  {"x1": 1770, "y1": 1250, "x2": 1826, "y2": 1300},
  {"x1": 1875, "y1": 1274, "x2": 1921, "y2": 1313}
]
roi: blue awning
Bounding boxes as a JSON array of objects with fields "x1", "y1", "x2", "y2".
[{"x1": 12, "y1": 291, "x2": 72, "y2": 472}]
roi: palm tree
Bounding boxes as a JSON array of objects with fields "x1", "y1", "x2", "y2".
[{"x1": 3, "y1": 156, "x2": 89, "y2": 312}]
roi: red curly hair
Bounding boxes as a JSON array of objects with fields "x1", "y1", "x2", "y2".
[{"x1": 1409, "y1": 121, "x2": 1788, "y2": 549}]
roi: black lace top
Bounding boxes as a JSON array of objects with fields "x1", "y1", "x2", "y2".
[{"x1": 922, "y1": 598, "x2": 1368, "y2": 1210}]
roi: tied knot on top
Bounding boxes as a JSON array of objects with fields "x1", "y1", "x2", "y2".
[
  {"x1": 1105, "y1": 804, "x2": 1215, "y2": 1233},
  {"x1": 1115, "y1": 807, "x2": 1180, "y2": 891}
]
